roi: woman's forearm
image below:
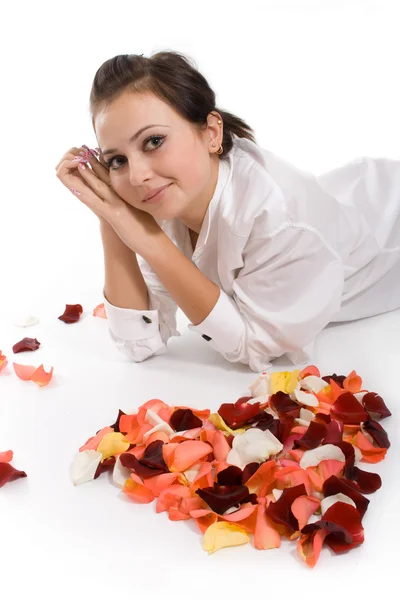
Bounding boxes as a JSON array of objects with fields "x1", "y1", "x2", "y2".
[
  {"x1": 100, "y1": 220, "x2": 150, "y2": 310},
  {"x1": 139, "y1": 232, "x2": 221, "y2": 326}
]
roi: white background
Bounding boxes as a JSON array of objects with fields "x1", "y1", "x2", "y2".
[{"x1": 0, "y1": 1, "x2": 399, "y2": 598}]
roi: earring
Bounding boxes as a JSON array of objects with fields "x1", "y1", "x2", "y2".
[{"x1": 217, "y1": 145, "x2": 223, "y2": 154}]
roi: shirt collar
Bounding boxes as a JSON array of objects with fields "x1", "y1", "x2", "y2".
[{"x1": 195, "y1": 156, "x2": 231, "y2": 251}]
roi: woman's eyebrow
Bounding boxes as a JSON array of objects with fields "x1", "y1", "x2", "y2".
[{"x1": 102, "y1": 124, "x2": 170, "y2": 156}]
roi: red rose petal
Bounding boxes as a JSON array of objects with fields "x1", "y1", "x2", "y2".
[
  {"x1": 362, "y1": 420, "x2": 390, "y2": 449},
  {"x1": 265, "y1": 483, "x2": 307, "y2": 534},
  {"x1": 196, "y1": 483, "x2": 251, "y2": 515},
  {"x1": 218, "y1": 396, "x2": 263, "y2": 429},
  {"x1": 331, "y1": 391, "x2": 370, "y2": 424},
  {"x1": 323, "y1": 475, "x2": 370, "y2": 518},
  {"x1": 170, "y1": 408, "x2": 202, "y2": 431},
  {"x1": 58, "y1": 303, "x2": 83, "y2": 324},
  {"x1": 12, "y1": 337, "x2": 41, "y2": 353},
  {"x1": 294, "y1": 421, "x2": 328, "y2": 450},
  {"x1": 0, "y1": 462, "x2": 27, "y2": 487},
  {"x1": 361, "y1": 392, "x2": 392, "y2": 420},
  {"x1": 270, "y1": 392, "x2": 301, "y2": 418}
]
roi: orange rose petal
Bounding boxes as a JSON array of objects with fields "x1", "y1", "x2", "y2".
[
  {"x1": 143, "y1": 472, "x2": 181, "y2": 496},
  {"x1": 300, "y1": 365, "x2": 320, "y2": 378},
  {"x1": 79, "y1": 426, "x2": 114, "y2": 452},
  {"x1": 12, "y1": 363, "x2": 39, "y2": 380},
  {"x1": 123, "y1": 473, "x2": 155, "y2": 503},
  {"x1": 0, "y1": 450, "x2": 13, "y2": 463},
  {"x1": 13, "y1": 362, "x2": 54, "y2": 386},
  {"x1": 93, "y1": 303, "x2": 107, "y2": 318},
  {"x1": 210, "y1": 430, "x2": 231, "y2": 462},
  {"x1": 297, "y1": 528, "x2": 327, "y2": 568},
  {"x1": 291, "y1": 496, "x2": 321, "y2": 530},
  {"x1": 168, "y1": 441, "x2": 212, "y2": 472},
  {"x1": 191, "y1": 462, "x2": 213, "y2": 491},
  {"x1": 0, "y1": 351, "x2": 9, "y2": 374},
  {"x1": 245, "y1": 460, "x2": 277, "y2": 497},
  {"x1": 275, "y1": 466, "x2": 312, "y2": 496},
  {"x1": 254, "y1": 499, "x2": 281, "y2": 550},
  {"x1": 162, "y1": 443, "x2": 180, "y2": 469},
  {"x1": 190, "y1": 509, "x2": 219, "y2": 533},
  {"x1": 156, "y1": 483, "x2": 191, "y2": 513},
  {"x1": 343, "y1": 370, "x2": 362, "y2": 393},
  {"x1": 145, "y1": 431, "x2": 170, "y2": 447}
]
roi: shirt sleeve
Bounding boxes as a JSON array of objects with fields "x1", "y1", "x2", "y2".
[
  {"x1": 188, "y1": 225, "x2": 345, "y2": 372},
  {"x1": 103, "y1": 253, "x2": 181, "y2": 362}
]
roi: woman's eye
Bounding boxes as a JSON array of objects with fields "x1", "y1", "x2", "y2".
[{"x1": 106, "y1": 135, "x2": 165, "y2": 171}]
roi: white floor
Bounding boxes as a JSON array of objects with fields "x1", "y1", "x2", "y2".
[{"x1": 0, "y1": 302, "x2": 398, "y2": 598}]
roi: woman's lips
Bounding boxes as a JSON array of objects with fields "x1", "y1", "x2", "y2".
[{"x1": 143, "y1": 184, "x2": 172, "y2": 204}]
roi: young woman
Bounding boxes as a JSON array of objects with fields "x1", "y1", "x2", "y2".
[{"x1": 55, "y1": 51, "x2": 400, "y2": 372}]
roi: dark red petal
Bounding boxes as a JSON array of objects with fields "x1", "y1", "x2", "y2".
[
  {"x1": 270, "y1": 392, "x2": 300, "y2": 418},
  {"x1": 140, "y1": 440, "x2": 168, "y2": 471},
  {"x1": 94, "y1": 456, "x2": 115, "y2": 479},
  {"x1": 323, "y1": 475, "x2": 370, "y2": 518},
  {"x1": 217, "y1": 466, "x2": 243, "y2": 486},
  {"x1": 58, "y1": 303, "x2": 84, "y2": 324},
  {"x1": 196, "y1": 483, "x2": 251, "y2": 515},
  {"x1": 242, "y1": 462, "x2": 260, "y2": 484},
  {"x1": 119, "y1": 452, "x2": 167, "y2": 479},
  {"x1": 218, "y1": 397, "x2": 263, "y2": 429},
  {"x1": 315, "y1": 412, "x2": 331, "y2": 424},
  {"x1": 321, "y1": 374, "x2": 346, "y2": 387},
  {"x1": 331, "y1": 391, "x2": 370, "y2": 424},
  {"x1": 265, "y1": 483, "x2": 307, "y2": 533},
  {"x1": 251, "y1": 413, "x2": 276, "y2": 432},
  {"x1": 322, "y1": 420, "x2": 343, "y2": 444},
  {"x1": 362, "y1": 420, "x2": 390, "y2": 449},
  {"x1": 109, "y1": 409, "x2": 126, "y2": 433},
  {"x1": 346, "y1": 466, "x2": 382, "y2": 494},
  {"x1": 361, "y1": 392, "x2": 392, "y2": 420},
  {"x1": 169, "y1": 408, "x2": 202, "y2": 431},
  {"x1": 12, "y1": 337, "x2": 41, "y2": 353},
  {"x1": 321, "y1": 502, "x2": 364, "y2": 553},
  {"x1": 294, "y1": 421, "x2": 328, "y2": 450},
  {"x1": 0, "y1": 463, "x2": 27, "y2": 487}
]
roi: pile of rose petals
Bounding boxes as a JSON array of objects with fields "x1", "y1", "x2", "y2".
[
  {"x1": 0, "y1": 302, "x2": 106, "y2": 386},
  {"x1": 70, "y1": 365, "x2": 391, "y2": 567},
  {"x1": 0, "y1": 451, "x2": 27, "y2": 488}
]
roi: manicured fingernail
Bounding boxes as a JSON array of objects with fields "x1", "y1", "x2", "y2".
[
  {"x1": 69, "y1": 187, "x2": 81, "y2": 195},
  {"x1": 79, "y1": 163, "x2": 87, "y2": 170},
  {"x1": 72, "y1": 156, "x2": 81, "y2": 161}
]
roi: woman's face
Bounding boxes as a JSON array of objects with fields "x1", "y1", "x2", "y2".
[{"x1": 94, "y1": 91, "x2": 221, "y2": 221}]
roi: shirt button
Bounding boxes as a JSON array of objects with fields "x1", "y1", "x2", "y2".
[
  {"x1": 202, "y1": 334, "x2": 212, "y2": 341},
  {"x1": 142, "y1": 315, "x2": 152, "y2": 324}
]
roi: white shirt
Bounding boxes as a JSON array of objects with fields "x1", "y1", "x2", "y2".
[{"x1": 103, "y1": 138, "x2": 400, "y2": 372}]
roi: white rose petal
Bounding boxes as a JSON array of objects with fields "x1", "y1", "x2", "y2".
[
  {"x1": 249, "y1": 372, "x2": 271, "y2": 398},
  {"x1": 300, "y1": 376, "x2": 329, "y2": 393},
  {"x1": 70, "y1": 450, "x2": 102, "y2": 486},
  {"x1": 354, "y1": 392, "x2": 367, "y2": 404},
  {"x1": 354, "y1": 446, "x2": 363, "y2": 463},
  {"x1": 300, "y1": 408, "x2": 316, "y2": 422},
  {"x1": 294, "y1": 418, "x2": 312, "y2": 427},
  {"x1": 13, "y1": 314, "x2": 40, "y2": 327},
  {"x1": 144, "y1": 409, "x2": 175, "y2": 440},
  {"x1": 183, "y1": 462, "x2": 202, "y2": 483},
  {"x1": 247, "y1": 394, "x2": 269, "y2": 405},
  {"x1": 299, "y1": 444, "x2": 346, "y2": 469},
  {"x1": 272, "y1": 488, "x2": 283, "y2": 501},
  {"x1": 294, "y1": 388, "x2": 319, "y2": 408},
  {"x1": 227, "y1": 427, "x2": 283, "y2": 469},
  {"x1": 321, "y1": 493, "x2": 356, "y2": 515},
  {"x1": 112, "y1": 456, "x2": 131, "y2": 488}
]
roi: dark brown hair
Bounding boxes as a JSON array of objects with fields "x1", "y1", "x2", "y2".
[{"x1": 89, "y1": 50, "x2": 256, "y2": 160}]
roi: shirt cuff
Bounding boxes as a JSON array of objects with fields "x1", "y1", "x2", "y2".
[
  {"x1": 187, "y1": 288, "x2": 245, "y2": 353},
  {"x1": 103, "y1": 289, "x2": 162, "y2": 341}
]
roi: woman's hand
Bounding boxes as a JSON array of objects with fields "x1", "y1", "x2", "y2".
[{"x1": 55, "y1": 145, "x2": 164, "y2": 253}]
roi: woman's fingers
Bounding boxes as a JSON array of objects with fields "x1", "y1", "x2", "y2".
[{"x1": 54, "y1": 146, "x2": 110, "y2": 185}]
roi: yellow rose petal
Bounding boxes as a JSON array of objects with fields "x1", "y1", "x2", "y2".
[
  {"x1": 270, "y1": 370, "x2": 300, "y2": 394},
  {"x1": 208, "y1": 413, "x2": 246, "y2": 436},
  {"x1": 96, "y1": 432, "x2": 130, "y2": 461},
  {"x1": 203, "y1": 522, "x2": 249, "y2": 554}
]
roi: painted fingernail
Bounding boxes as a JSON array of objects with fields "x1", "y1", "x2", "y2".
[
  {"x1": 79, "y1": 162, "x2": 87, "y2": 170},
  {"x1": 72, "y1": 156, "x2": 82, "y2": 161},
  {"x1": 69, "y1": 187, "x2": 81, "y2": 195}
]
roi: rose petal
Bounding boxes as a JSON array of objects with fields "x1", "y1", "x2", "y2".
[
  {"x1": 70, "y1": 450, "x2": 102, "y2": 486},
  {"x1": 58, "y1": 303, "x2": 83, "y2": 324},
  {"x1": 202, "y1": 522, "x2": 249, "y2": 554}
]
